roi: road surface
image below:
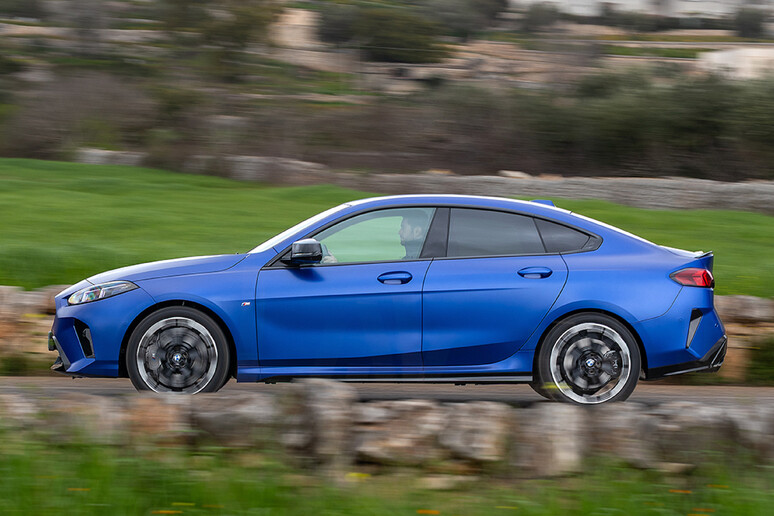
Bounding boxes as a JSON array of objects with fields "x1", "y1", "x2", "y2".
[{"x1": 1, "y1": 377, "x2": 772, "y2": 406}]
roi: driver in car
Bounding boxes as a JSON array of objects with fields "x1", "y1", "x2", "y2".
[{"x1": 399, "y1": 211, "x2": 430, "y2": 259}]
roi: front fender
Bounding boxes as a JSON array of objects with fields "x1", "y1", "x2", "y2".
[{"x1": 137, "y1": 269, "x2": 259, "y2": 366}]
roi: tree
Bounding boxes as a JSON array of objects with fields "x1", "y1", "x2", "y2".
[
  {"x1": 522, "y1": 2, "x2": 560, "y2": 33},
  {"x1": 158, "y1": 0, "x2": 208, "y2": 32},
  {"x1": 355, "y1": 8, "x2": 447, "y2": 63},
  {"x1": 318, "y1": 2, "x2": 360, "y2": 45},
  {"x1": 158, "y1": 0, "x2": 283, "y2": 79},
  {"x1": 734, "y1": 8, "x2": 766, "y2": 38},
  {"x1": 0, "y1": 0, "x2": 45, "y2": 19},
  {"x1": 420, "y1": 0, "x2": 488, "y2": 39}
]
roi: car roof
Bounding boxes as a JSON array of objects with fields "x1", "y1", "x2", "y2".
[
  {"x1": 347, "y1": 195, "x2": 657, "y2": 248},
  {"x1": 347, "y1": 194, "x2": 572, "y2": 216}
]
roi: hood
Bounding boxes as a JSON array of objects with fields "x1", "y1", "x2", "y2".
[{"x1": 87, "y1": 254, "x2": 247, "y2": 284}]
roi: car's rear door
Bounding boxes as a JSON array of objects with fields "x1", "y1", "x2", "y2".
[
  {"x1": 422, "y1": 208, "x2": 568, "y2": 367},
  {"x1": 255, "y1": 207, "x2": 436, "y2": 369}
]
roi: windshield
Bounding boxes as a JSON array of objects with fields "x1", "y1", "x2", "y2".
[{"x1": 249, "y1": 203, "x2": 351, "y2": 253}]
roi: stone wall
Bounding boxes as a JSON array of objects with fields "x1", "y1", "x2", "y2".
[
  {"x1": 75, "y1": 150, "x2": 774, "y2": 215},
  {"x1": 1, "y1": 379, "x2": 773, "y2": 478}
]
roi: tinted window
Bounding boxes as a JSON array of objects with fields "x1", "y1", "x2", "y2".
[
  {"x1": 535, "y1": 219, "x2": 590, "y2": 253},
  {"x1": 448, "y1": 209, "x2": 544, "y2": 257},
  {"x1": 314, "y1": 207, "x2": 436, "y2": 264}
]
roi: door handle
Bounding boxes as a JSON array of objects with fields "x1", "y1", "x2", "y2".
[
  {"x1": 518, "y1": 267, "x2": 553, "y2": 279},
  {"x1": 377, "y1": 271, "x2": 413, "y2": 285}
]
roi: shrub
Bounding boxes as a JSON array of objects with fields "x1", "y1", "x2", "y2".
[
  {"x1": 355, "y1": 8, "x2": 448, "y2": 63},
  {"x1": 0, "y1": 72, "x2": 155, "y2": 158},
  {"x1": 420, "y1": 0, "x2": 487, "y2": 39},
  {"x1": 522, "y1": 2, "x2": 561, "y2": 33},
  {"x1": 318, "y1": 2, "x2": 360, "y2": 44},
  {"x1": 734, "y1": 8, "x2": 767, "y2": 38},
  {"x1": 419, "y1": 0, "x2": 508, "y2": 39},
  {"x1": 746, "y1": 338, "x2": 774, "y2": 385},
  {"x1": 0, "y1": 54, "x2": 23, "y2": 75},
  {"x1": 0, "y1": 0, "x2": 45, "y2": 19}
]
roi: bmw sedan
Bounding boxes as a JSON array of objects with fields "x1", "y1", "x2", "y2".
[{"x1": 49, "y1": 195, "x2": 726, "y2": 404}]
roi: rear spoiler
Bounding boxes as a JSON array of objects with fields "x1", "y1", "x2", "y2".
[{"x1": 661, "y1": 246, "x2": 713, "y2": 259}]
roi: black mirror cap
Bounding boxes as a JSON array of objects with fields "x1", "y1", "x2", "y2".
[{"x1": 284, "y1": 238, "x2": 323, "y2": 265}]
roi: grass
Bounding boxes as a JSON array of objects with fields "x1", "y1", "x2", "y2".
[
  {"x1": 0, "y1": 438, "x2": 773, "y2": 515},
  {"x1": 0, "y1": 158, "x2": 367, "y2": 289},
  {"x1": 602, "y1": 45, "x2": 710, "y2": 58},
  {"x1": 473, "y1": 35, "x2": 708, "y2": 58},
  {"x1": 0, "y1": 158, "x2": 772, "y2": 298},
  {"x1": 244, "y1": 57, "x2": 366, "y2": 97},
  {"x1": 592, "y1": 34, "x2": 774, "y2": 43}
]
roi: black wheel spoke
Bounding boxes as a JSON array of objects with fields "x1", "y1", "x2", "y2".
[
  {"x1": 135, "y1": 316, "x2": 219, "y2": 394},
  {"x1": 548, "y1": 321, "x2": 633, "y2": 404}
]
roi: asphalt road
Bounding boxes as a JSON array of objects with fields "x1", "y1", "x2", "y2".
[{"x1": 1, "y1": 377, "x2": 772, "y2": 406}]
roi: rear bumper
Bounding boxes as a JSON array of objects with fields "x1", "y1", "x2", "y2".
[{"x1": 645, "y1": 334, "x2": 727, "y2": 380}]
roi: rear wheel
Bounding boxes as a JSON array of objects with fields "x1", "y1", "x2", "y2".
[
  {"x1": 536, "y1": 313, "x2": 640, "y2": 405},
  {"x1": 127, "y1": 306, "x2": 230, "y2": 393}
]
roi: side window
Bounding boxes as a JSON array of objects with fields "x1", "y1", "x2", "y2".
[
  {"x1": 448, "y1": 208, "x2": 544, "y2": 257},
  {"x1": 313, "y1": 207, "x2": 436, "y2": 264},
  {"x1": 535, "y1": 219, "x2": 590, "y2": 253}
]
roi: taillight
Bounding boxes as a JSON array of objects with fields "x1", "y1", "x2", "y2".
[{"x1": 670, "y1": 268, "x2": 714, "y2": 288}]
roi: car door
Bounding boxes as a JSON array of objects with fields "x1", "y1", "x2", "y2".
[
  {"x1": 256, "y1": 207, "x2": 436, "y2": 369},
  {"x1": 422, "y1": 208, "x2": 568, "y2": 367}
]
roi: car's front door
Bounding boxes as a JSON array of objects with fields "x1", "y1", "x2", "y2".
[
  {"x1": 422, "y1": 208, "x2": 569, "y2": 367},
  {"x1": 256, "y1": 207, "x2": 436, "y2": 369}
]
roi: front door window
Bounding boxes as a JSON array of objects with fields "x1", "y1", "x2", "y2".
[{"x1": 314, "y1": 207, "x2": 436, "y2": 264}]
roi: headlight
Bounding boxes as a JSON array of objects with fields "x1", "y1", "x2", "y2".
[{"x1": 68, "y1": 281, "x2": 138, "y2": 305}]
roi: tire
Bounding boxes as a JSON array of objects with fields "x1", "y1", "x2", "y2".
[
  {"x1": 126, "y1": 306, "x2": 231, "y2": 394},
  {"x1": 529, "y1": 381, "x2": 553, "y2": 400},
  {"x1": 535, "y1": 313, "x2": 640, "y2": 405}
]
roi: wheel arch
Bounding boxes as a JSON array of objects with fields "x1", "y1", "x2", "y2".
[
  {"x1": 118, "y1": 300, "x2": 238, "y2": 379},
  {"x1": 531, "y1": 308, "x2": 647, "y2": 375}
]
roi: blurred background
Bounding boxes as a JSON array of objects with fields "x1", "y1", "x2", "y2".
[
  {"x1": 1, "y1": 0, "x2": 774, "y2": 178},
  {"x1": 1, "y1": 2, "x2": 774, "y2": 514}
]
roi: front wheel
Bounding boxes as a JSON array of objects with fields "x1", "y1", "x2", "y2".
[
  {"x1": 126, "y1": 306, "x2": 231, "y2": 394},
  {"x1": 535, "y1": 313, "x2": 640, "y2": 405}
]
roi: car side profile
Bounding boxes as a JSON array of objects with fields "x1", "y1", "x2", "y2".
[{"x1": 49, "y1": 195, "x2": 726, "y2": 404}]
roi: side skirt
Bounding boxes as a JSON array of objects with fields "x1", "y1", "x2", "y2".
[{"x1": 260, "y1": 374, "x2": 533, "y2": 384}]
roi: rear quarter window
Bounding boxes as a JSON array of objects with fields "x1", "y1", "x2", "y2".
[{"x1": 535, "y1": 219, "x2": 590, "y2": 253}]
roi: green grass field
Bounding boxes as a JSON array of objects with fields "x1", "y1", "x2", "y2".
[
  {"x1": 0, "y1": 158, "x2": 772, "y2": 297},
  {"x1": 1, "y1": 438, "x2": 772, "y2": 515}
]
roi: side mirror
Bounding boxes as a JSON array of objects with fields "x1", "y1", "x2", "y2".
[{"x1": 282, "y1": 238, "x2": 323, "y2": 265}]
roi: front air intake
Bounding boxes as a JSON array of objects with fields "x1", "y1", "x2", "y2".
[{"x1": 73, "y1": 319, "x2": 95, "y2": 358}]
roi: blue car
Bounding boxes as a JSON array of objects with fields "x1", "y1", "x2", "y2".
[{"x1": 49, "y1": 195, "x2": 726, "y2": 404}]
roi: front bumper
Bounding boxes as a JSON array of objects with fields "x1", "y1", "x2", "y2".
[
  {"x1": 48, "y1": 286, "x2": 156, "y2": 377},
  {"x1": 646, "y1": 334, "x2": 727, "y2": 380},
  {"x1": 48, "y1": 331, "x2": 70, "y2": 375}
]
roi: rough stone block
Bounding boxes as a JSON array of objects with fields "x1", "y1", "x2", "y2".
[
  {"x1": 75, "y1": 148, "x2": 146, "y2": 167},
  {"x1": 279, "y1": 379, "x2": 356, "y2": 468},
  {"x1": 36, "y1": 393, "x2": 127, "y2": 445},
  {"x1": 585, "y1": 402, "x2": 655, "y2": 468},
  {"x1": 647, "y1": 401, "x2": 736, "y2": 465},
  {"x1": 716, "y1": 296, "x2": 774, "y2": 324},
  {"x1": 125, "y1": 395, "x2": 192, "y2": 447},
  {"x1": 439, "y1": 401, "x2": 512, "y2": 462},
  {"x1": 190, "y1": 392, "x2": 277, "y2": 448},
  {"x1": 355, "y1": 400, "x2": 448, "y2": 465},
  {"x1": 509, "y1": 404, "x2": 585, "y2": 477}
]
